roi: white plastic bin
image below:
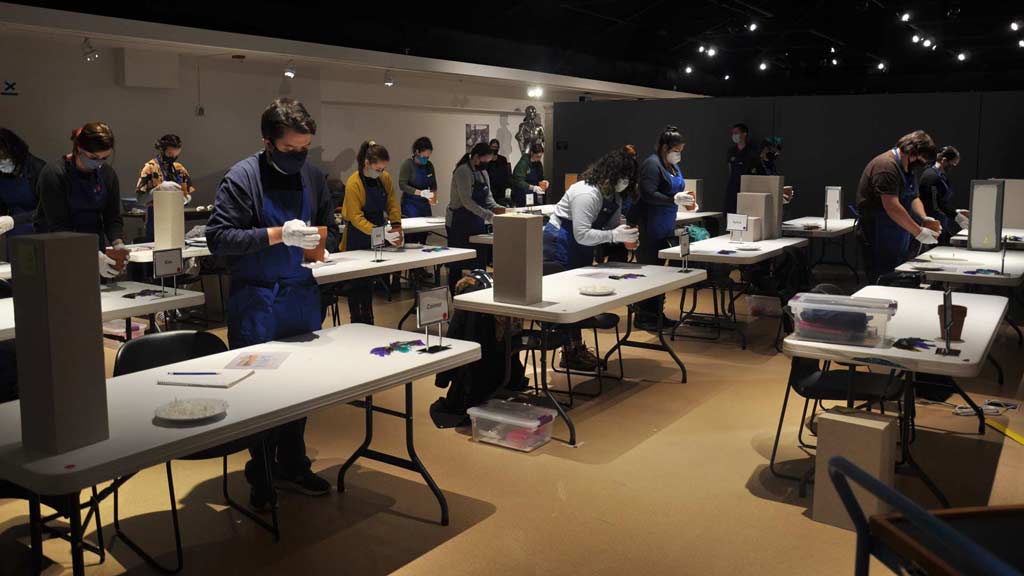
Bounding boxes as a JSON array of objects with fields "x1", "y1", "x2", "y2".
[
  {"x1": 467, "y1": 400, "x2": 556, "y2": 452},
  {"x1": 788, "y1": 293, "x2": 897, "y2": 348}
]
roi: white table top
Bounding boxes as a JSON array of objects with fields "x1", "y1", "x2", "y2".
[
  {"x1": 309, "y1": 247, "x2": 476, "y2": 285},
  {"x1": 121, "y1": 242, "x2": 212, "y2": 263},
  {"x1": 400, "y1": 217, "x2": 448, "y2": 235},
  {"x1": 658, "y1": 235, "x2": 809, "y2": 265},
  {"x1": 469, "y1": 234, "x2": 494, "y2": 245},
  {"x1": 782, "y1": 217, "x2": 857, "y2": 239},
  {"x1": 951, "y1": 228, "x2": 1024, "y2": 248},
  {"x1": 0, "y1": 281, "x2": 205, "y2": 341},
  {"x1": 507, "y1": 205, "x2": 555, "y2": 216},
  {"x1": 453, "y1": 264, "x2": 707, "y2": 324},
  {"x1": 0, "y1": 263, "x2": 9, "y2": 281},
  {"x1": 896, "y1": 246, "x2": 1024, "y2": 287},
  {"x1": 783, "y1": 286, "x2": 1007, "y2": 378},
  {"x1": 0, "y1": 323, "x2": 480, "y2": 495},
  {"x1": 676, "y1": 211, "x2": 722, "y2": 225}
]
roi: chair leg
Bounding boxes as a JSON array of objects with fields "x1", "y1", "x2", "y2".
[
  {"x1": 110, "y1": 462, "x2": 184, "y2": 573},
  {"x1": 592, "y1": 328, "x2": 604, "y2": 396},
  {"x1": 797, "y1": 398, "x2": 817, "y2": 449},
  {"x1": 769, "y1": 385, "x2": 808, "y2": 483}
]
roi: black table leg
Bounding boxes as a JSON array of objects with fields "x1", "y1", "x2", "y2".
[
  {"x1": 539, "y1": 324, "x2": 576, "y2": 445},
  {"x1": 897, "y1": 370, "x2": 950, "y2": 508},
  {"x1": 604, "y1": 305, "x2": 687, "y2": 384},
  {"x1": 66, "y1": 493, "x2": 85, "y2": 576},
  {"x1": 29, "y1": 494, "x2": 43, "y2": 576}
]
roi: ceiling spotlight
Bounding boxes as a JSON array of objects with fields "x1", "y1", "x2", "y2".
[
  {"x1": 1019, "y1": 39, "x2": 1024, "y2": 48},
  {"x1": 384, "y1": 70, "x2": 395, "y2": 87},
  {"x1": 698, "y1": 45, "x2": 706, "y2": 53},
  {"x1": 931, "y1": 44, "x2": 937, "y2": 50},
  {"x1": 912, "y1": 35, "x2": 920, "y2": 43},
  {"x1": 830, "y1": 46, "x2": 836, "y2": 54},
  {"x1": 748, "y1": 22, "x2": 758, "y2": 31},
  {"x1": 527, "y1": 86, "x2": 544, "y2": 98},
  {"x1": 81, "y1": 38, "x2": 99, "y2": 63},
  {"x1": 957, "y1": 52, "x2": 967, "y2": 61},
  {"x1": 877, "y1": 61, "x2": 887, "y2": 70},
  {"x1": 1012, "y1": 21, "x2": 1020, "y2": 32},
  {"x1": 900, "y1": 12, "x2": 910, "y2": 22},
  {"x1": 283, "y1": 61, "x2": 296, "y2": 79},
  {"x1": 922, "y1": 39, "x2": 932, "y2": 47},
  {"x1": 758, "y1": 61, "x2": 768, "y2": 71},
  {"x1": 685, "y1": 66, "x2": 693, "y2": 74},
  {"x1": 707, "y1": 47, "x2": 717, "y2": 57},
  {"x1": 723, "y1": 74, "x2": 730, "y2": 80},
  {"x1": 831, "y1": 58, "x2": 839, "y2": 66}
]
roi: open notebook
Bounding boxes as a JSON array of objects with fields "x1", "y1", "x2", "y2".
[{"x1": 157, "y1": 369, "x2": 254, "y2": 389}]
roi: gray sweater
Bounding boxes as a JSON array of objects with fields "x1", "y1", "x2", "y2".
[{"x1": 447, "y1": 162, "x2": 499, "y2": 225}]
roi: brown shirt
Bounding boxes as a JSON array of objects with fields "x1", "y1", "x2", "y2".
[
  {"x1": 135, "y1": 158, "x2": 195, "y2": 204},
  {"x1": 856, "y1": 150, "x2": 913, "y2": 212}
]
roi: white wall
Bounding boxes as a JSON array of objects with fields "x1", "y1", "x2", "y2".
[{"x1": 0, "y1": 32, "x2": 554, "y2": 209}]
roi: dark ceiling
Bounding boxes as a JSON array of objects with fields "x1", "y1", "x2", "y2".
[{"x1": 14, "y1": 0, "x2": 1024, "y2": 96}]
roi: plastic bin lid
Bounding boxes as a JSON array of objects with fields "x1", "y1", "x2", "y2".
[
  {"x1": 467, "y1": 400, "x2": 556, "y2": 428},
  {"x1": 789, "y1": 293, "x2": 897, "y2": 317}
]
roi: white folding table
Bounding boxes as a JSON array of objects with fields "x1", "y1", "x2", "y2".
[
  {"x1": 676, "y1": 210, "x2": 722, "y2": 226},
  {"x1": 783, "y1": 286, "x2": 1008, "y2": 506},
  {"x1": 454, "y1": 264, "x2": 707, "y2": 445},
  {"x1": 121, "y1": 242, "x2": 212, "y2": 263},
  {"x1": 400, "y1": 217, "x2": 447, "y2": 236},
  {"x1": 951, "y1": 228, "x2": 1024, "y2": 249},
  {"x1": 0, "y1": 323, "x2": 480, "y2": 575},
  {"x1": 782, "y1": 217, "x2": 859, "y2": 282},
  {"x1": 0, "y1": 281, "x2": 205, "y2": 342},
  {"x1": 898, "y1": 246, "x2": 1024, "y2": 288}
]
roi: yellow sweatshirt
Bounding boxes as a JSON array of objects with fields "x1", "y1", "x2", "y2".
[{"x1": 341, "y1": 170, "x2": 402, "y2": 251}]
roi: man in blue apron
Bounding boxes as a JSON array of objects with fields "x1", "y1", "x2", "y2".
[
  {"x1": 0, "y1": 128, "x2": 45, "y2": 244},
  {"x1": 856, "y1": 130, "x2": 940, "y2": 282},
  {"x1": 207, "y1": 98, "x2": 340, "y2": 510},
  {"x1": 918, "y1": 146, "x2": 969, "y2": 245}
]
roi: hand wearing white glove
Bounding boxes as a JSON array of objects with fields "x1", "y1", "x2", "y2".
[
  {"x1": 674, "y1": 192, "x2": 695, "y2": 207},
  {"x1": 531, "y1": 185, "x2": 545, "y2": 195},
  {"x1": 955, "y1": 212, "x2": 970, "y2": 229},
  {"x1": 183, "y1": 194, "x2": 192, "y2": 205},
  {"x1": 282, "y1": 219, "x2": 322, "y2": 249},
  {"x1": 915, "y1": 227, "x2": 940, "y2": 245},
  {"x1": 420, "y1": 190, "x2": 434, "y2": 200},
  {"x1": 98, "y1": 251, "x2": 119, "y2": 278},
  {"x1": 611, "y1": 224, "x2": 639, "y2": 245},
  {"x1": 0, "y1": 216, "x2": 14, "y2": 236},
  {"x1": 385, "y1": 228, "x2": 403, "y2": 247}
]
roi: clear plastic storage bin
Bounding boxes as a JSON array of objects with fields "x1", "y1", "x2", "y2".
[
  {"x1": 787, "y1": 293, "x2": 897, "y2": 348},
  {"x1": 467, "y1": 400, "x2": 556, "y2": 452}
]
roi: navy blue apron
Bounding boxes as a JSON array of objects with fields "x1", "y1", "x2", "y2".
[
  {"x1": 0, "y1": 173, "x2": 37, "y2": 237},
  {"x1": 346, "y1": 176, "x2": 387, "y2": 250},
  {"x1": 401, "y1": 161, "x2": 433, "y2": 218},
  {"x1": 870, "y1": 148, "x2": 917, "y2": 276},
  {"x1": 646, "y1": 166, "x2": 684, "y2": 244},
  {"x1": 226, "y1": 171, "x2": 320, "y2": 349},
  {"x1": 544, "y1": 192, "x2": 619, "y2": 270},
  {"x1": 66, "y1": 156, "x2": 108, "y2": 246},
  {"x1": 146, "y1": 157, "x2": 185, "y2": 241},
  {"x1": 513, "y1": 161, "x2": 541, "y2": 207},
  {"x1": 930, "y1": 169, "x2": 953, "y2": 232},
  {"x1": 449, "y1": 169, "x2": 490, "y2": 269}
]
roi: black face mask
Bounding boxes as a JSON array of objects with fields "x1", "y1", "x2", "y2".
[
  {"x1": 490, "y1": 148, "x2": 499, "y2": 156},
  {"x1": 162, "y1": 154, "x2": 178, "y2": 165},
  {"x1": 268, "y1": 146, "x2": 308, "y2": 175}
]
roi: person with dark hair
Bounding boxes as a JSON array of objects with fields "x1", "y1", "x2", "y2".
[
  {"x1": 918, "y1": 145, "x2": 969, "y2": 245},
  {"x1": 511, "y1": 141, "x2": 547, "y2": 207},
  {"x1": 856, "y1": 129, "x2": 940, "y2": 281},
  {"x1": 36, "y1": 122, "x2": 127, "y2": 278},
  {"x1": 632, "y1": 125, "x2": 696, "y2": 331},
  {"x1": 725, "y1": 122, "x2": 760, "y2": 214},
  {"x1": 543, "y1": 146, "x2": 639, "y2": 369},
  {"x1": 755, "y1": 137, "x2": 795, "y2": 205},
  {"x1": 486, "y1": 138, "x2": 512, "y2": 206},
  {"x1": 206, "y1": 98, "x2": 338, "y2": 508},
  {"x1": 447, "y1": 142, "x2": 504, "y2": 287},
  {"x1": 136, "y1": 133, "x2": 195, "y2": 241},
  {"x1": 341, "y1": 140, "x2": 402, "y2": 324},
  {"x1": 397, "y1": 136, "x2": 437, "y2": 244},
  {"x1": 0, "y1": 128, "x2": 46, "y2": 242}
]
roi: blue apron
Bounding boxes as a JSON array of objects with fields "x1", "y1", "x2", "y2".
[
  {"x1": 449, "y1": 171, "x2": 490, "y2": 269},
  {"x1": 870, "y1": 149, "x2": 917, "y2": 276},
  {"x1": 929, "y1": 170, "x2": 953, "y2": 232},
  {"x1": 146, "y1": 157, "x2": 185, "y2": 241},
  {"x1": 226, "y1": 174, "x2": 320, "y2": 349},
  {"x1": 513, "y1": 161, "x2": 541, "y2": 207},
  {"x1": 66, "y1": 157, "x2": 108, "y2": 245},
  {"x1": 646, "y1": 166, "x2": 684, "y2": 243},
  {"x1": 401, "y1": 162, "x2": 433, "y2": 218},
  {"x1": 346, "y1": 176, "x2": 387, "y2": 250},
  {"x1": 544, "y1": 192, "x2": 619, "y2": 271},
  {"x1": 0, "y1": 173, "x2": 37, "y2": 236}
]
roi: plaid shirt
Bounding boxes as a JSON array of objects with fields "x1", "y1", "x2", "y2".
[{"x1": 135, "y1": 157, "x2": 195, "y2": 203}]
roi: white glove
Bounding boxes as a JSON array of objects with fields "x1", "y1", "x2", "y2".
[
  {"x1": 611, "y1": 225, "x2": 639, "y2": 244},
  {"x1": 531, "y1": 185, "x2": 544, "y2": 195},
  {"x1": 674, "y1": 192, "x2": 695, "y2": 207},
  {"x1": 420, "y1": 190, "x2": 434, "y2": 200},
  {"x1": 98, "y1": 251, "x2": 119, "y2": 278},
  {"x1": 955, "y1": 212, "x2": 970, "y2": 229},
  {"x1": 385, "y1": 229, "x2": 403, "y2": 246},
  {"x1": 183, "y1": 194, "x2": 192, "y2": 205},
  {"x1": 282, "y1": 219, "x2": 321, "y2": 249},
  {"x1": 0, "y1": 216, "x2": 14, "y2": 235},
  {"x1": 915, "y1": 227, "x2": 940, "y2": 245}
]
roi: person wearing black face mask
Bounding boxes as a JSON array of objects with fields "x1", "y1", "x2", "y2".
[
  {"x1": 855, "y1": 130, "x2": 939, "y2": 282},
  {"x1": 206, "y1": 98, "x2": 339, "y2": 509},
  {"x1": 918, "y1": 146, "x2": 968, "y2": 246},
  {"x1": 136, "y1": 134, "x2": 195, "y2": 241},
  {"x1": 485, "y1": 139, "x2": 512, "y2": 206},
  {"x1": 0, "y1": 128, "x2": 45, "y2": 245}
]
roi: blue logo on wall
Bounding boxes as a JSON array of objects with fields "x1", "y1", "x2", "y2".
[{"x1": 2, "y1": 81, "x2": 18, "y2": 96}]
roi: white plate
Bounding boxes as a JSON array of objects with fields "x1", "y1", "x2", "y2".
[
  {"x1": 404, "y1": 243, "x2": 424, "y2": 249},
  {"x1": 155, "y1": 398, "x2": 228, "y2": 422},
  {"x1": 579, "y1": 285, "x2": 615, "y2": 297},
  {"x1": 736, "y1": 245, "x2": 762, "y2": 251}
]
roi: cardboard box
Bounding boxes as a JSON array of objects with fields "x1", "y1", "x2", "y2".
[
  {"x1": 738, "y1": 216, "x2": 763, "y2": 243},
  {"x1": 493, "y1": 213, "x2": 543, "y2": 305},
  {"x1": 737, "y1": 193, "x2": 775, "y2": 239},
  {"x1": 741, "y1": 175, "x2": 784, "y2": 239},
  {"x1": 12, "y1": 233, "x2": 109, "y2": 454},
  {"x1": 153, "y1": 187, "x2": 185, "y2": 250},
  {"x1": 813, "y1": 409, "x2": 896, "y2": 530}
]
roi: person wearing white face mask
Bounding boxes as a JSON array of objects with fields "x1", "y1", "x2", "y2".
[
  {"x1": 0, "y1": 128, "x2": 45, "y2": 248},
  {"x1": 725, "y1": 123, "x2": 760, "y2": 215}
]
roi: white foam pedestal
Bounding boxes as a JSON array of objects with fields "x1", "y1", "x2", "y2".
[
  {"x1": 740, "y1": 175, "x2": 784, "y2": 239},
  {"x1": 154, "y1": 187, "x2": 185, "y2": 250},
  {"x1": 493, "y1": 213, "x2": 543, "y2": 305}
]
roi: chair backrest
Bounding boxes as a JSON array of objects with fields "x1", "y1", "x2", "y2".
[{"x1": 113, "y1": 330, "x2": 227, "y2": 377}]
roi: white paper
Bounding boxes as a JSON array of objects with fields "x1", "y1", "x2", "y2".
[
  {"x1": 153, "y1": 248, "x2": 183, "y2": 278},
  {"x1": 826, "y1": 186, "x2": 842, "y2": 220},
  {"x1": 417, "y1": 286, "x2": 450, "y2": 327},
  {"x1": 726, "y1": 213, "x2": 749, "y2": 232},
  {"x1": 678, "y1": 234, "x2": 690, "y2": 258},
  {"x1": 525, "y1": 193, "x2": 535, "y2": 206},
  {"x1": 371, "y1": 226, "x2": 386, "y2": 249},
  {"x1": 225, "y1": 352, "x2": 290, "y2": 370},
  {"x1": 158, "y1": 369, "x2": 254, "y2": 389}
]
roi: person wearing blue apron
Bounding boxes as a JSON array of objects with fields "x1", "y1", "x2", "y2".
[
  {"x1": 36, "y1": 122, "x2": 127, "y2": 278},
  {"x1": 855, "y1": 131, "x2": 940, "y2": 283},
  {"x1": 918, "y1": 146, "x2": 969, "y2": 246},
  {"x1": 398, "y1": 137, "x2": 437, "y2": 245},
  {"x1": 447, "y1": 142, "x2": 504, "y2": 289},
  {"x1": 0, "y1": 128, "x2": 45, "y2": 248},
  {"x1": 137, "y1": 134, "x2": 195, "y2": 242},
  {"x1": 206, "y1": 98, "x2": 339, "y2": 509},
  {"x1": 341, "y1": 140, "x2": 403, "y2": 324},
  {"x1": 633, "y1": 126, "x2": 688, "y2": 331},
  {"x1": 511, "y1": 141, "x2": 546, "y2": 207}
]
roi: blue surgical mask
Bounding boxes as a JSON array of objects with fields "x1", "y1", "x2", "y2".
[
  {"x1": 416, "y1": 155, "x2": 429, "y2": 165},
  {"x1": 78, "y1": 151, "x2": 105, "y2": 171},
  {"x1": 0, "y1": 159, "x2": 14, "y2": 174},
  {"x1": 267, "y1": 146, "x2": 307, "y2": 175},
  {"x1": 364, "y1": 167, "x2": 383, "y2": 179}
]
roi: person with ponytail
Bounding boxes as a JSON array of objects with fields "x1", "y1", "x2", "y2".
[
  {"x1": 135, "y1": 134, "x2": 195, "y2": 242},
  {"x1": 341, "y1": 140, "x2": 402, "y2": 324},
  {"x1": 446, "y1": 142, "x2": 504, "y2": 288},
  {"x1": 36, "y1": 122, "x2": 127, "y2": 279},
  {"x1": 542, "y1": 145, "x2": 639, "y2": 370},
  {"x1": 632, "y1": 125, "x2": 696, "y2": 331}
]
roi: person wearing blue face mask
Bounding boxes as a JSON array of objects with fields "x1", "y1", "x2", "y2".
[
  {"x1": 36, "y1": 122, "x2": 128, "y2": 278},
  {"x1": 0, "y1": 128, "x2": 45, "y2": 248},
  {"x1": 207, "y1": 98, "x2": 339, "y2": 509},
  {"x1": 397, "y1": 136, "x2": 437, "y2": 245}
]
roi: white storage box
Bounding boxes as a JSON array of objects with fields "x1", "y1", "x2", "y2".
[
  {"x1": 467, "y1": 400, "x2": 556, "y2": 452},
  {"x1": 788, "y1": 293, "x2": 897, "y2": 348}
]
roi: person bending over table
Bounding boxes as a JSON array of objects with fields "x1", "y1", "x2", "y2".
[
  {"x1": 135, "y1": 133, "x2": 195, "y2": 242},
  {"x1": 341, "y1": 140, "x2": 403, "y2": 325},
  {"x1": 0, "y1": 128, "x2": 45, "y2": 246},
  {"x1": 919, "y1": 145, "x2": 969, "y2": 246},
  {"x1": 398, "y1": 136, "x2": 437, "y2": 244},
  {"x1": 206, "y1": 98, "x2": 338, "y2": 509},
  {"x1": 446, "y1": 142, "x2": 504, "y2": 289},
  {"x1": 35, "y1": 122, "x2": 128, "y2": 279},
  {"x1": 856, "y1": 130, "x2": 940, "y2": 282},
  {"x1": 543, "y1": 145, "x2": 639, "y2": 370},
  {"x1": 633, "y1": 125, "x2": 698, "y2": 332},
  {"x1": 511, "y1": 141, "x2": 547, "y2": 207}
]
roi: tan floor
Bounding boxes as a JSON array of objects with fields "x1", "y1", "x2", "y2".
[{"x1": 2, "y1": 279, "x2": 1022, "y2": 575}]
